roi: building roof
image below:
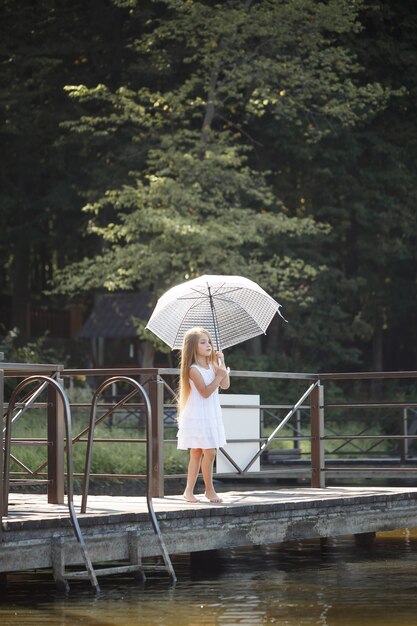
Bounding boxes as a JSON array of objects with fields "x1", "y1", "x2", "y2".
[{"x1": 79, "y1": 292, "x2": 151, "y2": 339}]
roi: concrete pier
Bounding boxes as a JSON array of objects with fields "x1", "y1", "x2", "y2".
[{"x1": 2, "y1": 486, "x2": 417, "y2": 582}]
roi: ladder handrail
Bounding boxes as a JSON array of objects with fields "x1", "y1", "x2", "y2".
[
  {"x1": 3, "y1": 375, "x2": 100, "y2": 593},
  {"x1": 80, "y1": 375, "x2": 176, "y2": 583}
]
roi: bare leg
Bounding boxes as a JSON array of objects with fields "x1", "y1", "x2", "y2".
[
  {"x1": 201, "y1": 449, "x2": 223, "y2": 502},
  {"x1": 183, "y1": 448, "x2": 203, "y2": 502}
]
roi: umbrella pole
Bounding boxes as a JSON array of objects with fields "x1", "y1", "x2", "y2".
[{"x1": 207, "y1": 285, "x2": 221, "y2": 352}]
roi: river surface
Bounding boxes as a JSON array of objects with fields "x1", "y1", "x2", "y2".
[{"x1": 0, "y1": 529, "x2": 417, "y2": 626}]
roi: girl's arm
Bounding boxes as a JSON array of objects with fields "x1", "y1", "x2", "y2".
[
  {"x1": 189, "y1": 366, "x2": 228, "y2": 398},
  {"x1": 219, "y1": 372, "x2": 230, "y2": 390}
]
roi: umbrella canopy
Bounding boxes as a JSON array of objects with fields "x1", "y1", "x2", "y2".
[{"x1": 145, "y1": 274, "x2": 286, "y2": 350}]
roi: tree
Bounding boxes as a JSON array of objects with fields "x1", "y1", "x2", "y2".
[
  {"x1": 287, "y1": 0, "x2": 417, "y2": 372},
  {"x1": 0, "y1": 0, "x2": 132, "y2": 337},
  {"x1": 55, "y1": 0, "x2": 395, "y2": 369},
  {"x1": 3, "y1": 1, "x2": 412, "y2": 374}
]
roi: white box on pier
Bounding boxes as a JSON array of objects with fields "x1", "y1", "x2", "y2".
[{"x1": 216, "y1": 394, "x2": 260, "y2": 474}]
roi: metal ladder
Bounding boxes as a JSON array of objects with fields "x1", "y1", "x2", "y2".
[
  {"x1": 3, "y1": 375, "x2": 100, "y2": 593},
  {"x1": 79, "y1": 375, "x2": 176, "y2": 584}
]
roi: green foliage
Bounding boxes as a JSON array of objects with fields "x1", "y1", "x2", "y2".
[
  {"x1": 1, "y1": 328, "x2": 66, "y2": 365},
  {"x1": 1, "y1": 0, "x2": 416, "y2": 376},
  {"x1": 132, "y1": 317, "x2": 172, "y2": 353},
  {"x1": 52, "y1": 0, "x2": 401, "y2": 373},
  {"x1": 0, "y1": 2, "x2": 98, "y2": 323}
]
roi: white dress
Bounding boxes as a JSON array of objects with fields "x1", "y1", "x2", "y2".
[{"x1": 177, "y1": 363, "x2": 227, "y2": 450}]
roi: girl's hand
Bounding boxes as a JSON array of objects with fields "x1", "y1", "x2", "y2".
[
  {"x1": 215, "y1": 353, "x2": 230, "y2": 390},
  {"x1": 215, "y1": 350, "x2": 225, "y2": 365},
  {"x1": 215, "y1": 352, "x2": 228, "y2": 373},
  {"x1": 215, "y1": 362, "x2": 228, "y2": 378}
]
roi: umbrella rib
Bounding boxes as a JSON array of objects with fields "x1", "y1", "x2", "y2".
[
  {"x1": 210, "y1": 285, "x2": 241, "y2": 296},
  {"x1": 211, "y1": 290, "x2": 286, "y2": 324},
  {"x1": 177, "y1": 285, "x2": 262, "y2": 300},
  {"x1": 208, "y1": 284, "x2": 277, "y2": 308},
  {"x1": 169, "y1": 293, "x2": 231, "y2": 349},
  {"x1": 177, "y1": 295, "x2": 208, "y2": 301},
  {"x1": 173, "y1": 291, "x2": 278, "y2": 345},
  {"x1": 177, "y1": 286, "x2": 213, "y2": 301},
  {"x1": 209, "y1": 294, "x2": 277, "y2": 329},
  {"x1": 178, "y1": 285, "x2": 243, "y2": 299},
  {"x1": 170, "y1": 298, "x2": 213, "y2": 348}
]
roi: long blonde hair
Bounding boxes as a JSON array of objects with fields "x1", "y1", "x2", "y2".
[{"x1": 177, "y1": 327, "x2": 216, "y2": 418}]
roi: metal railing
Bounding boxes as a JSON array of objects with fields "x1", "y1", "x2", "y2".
[
  {"x1": 314, "y1": 371, "x2": 417, "y2": 486},
  {"x1": 2, "y1": 365, "x2": 417, "y2": 500},
  {"x1": 3, "y1": 374, "x2": 99, "y2": 591},
  {"x1": 0, "y1": 362, "x2": 64, "y2": 523},
  {"x1": 60, "y1": 367, "x2": 320, "y2": 493},
  {"x1": 0, "y1": 364, "x2": 176, "y2": 585}
]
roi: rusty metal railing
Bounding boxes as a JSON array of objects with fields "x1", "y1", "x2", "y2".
[
  {"x1": 0, "y1": 362, "x2": 64, "y2": 527},
  {"x1": 2, "y1": 374, "x2": 99, "y2": 592},
  {"x1": 0, "y1": 364, "x2": 176, "y2": 585},
  {"x1": 79, "y1": 374, "x2": 175, "y2": 581},
  {"x1": 3, "y1": 365, "x2": 417, "y2": 500},
  {"x1": 312, "y1": 371, "x2": 417, "y2": 486}
]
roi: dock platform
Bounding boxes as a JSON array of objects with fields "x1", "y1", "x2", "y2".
[{"x1": 2, "y1": 486, "x2": 417, "y2": 582}]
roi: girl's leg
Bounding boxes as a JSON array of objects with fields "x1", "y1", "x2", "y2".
[
  {"x1": 183, "y1": 448, "x2": 203, "y2": 502},
  {"x1": 201, "y1": 448, "x2": 223, "y2": 502}
]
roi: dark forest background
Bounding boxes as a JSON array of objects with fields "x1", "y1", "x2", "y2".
[{"x1": 1, "y1": 0, "x2": 416, "y2": 374}]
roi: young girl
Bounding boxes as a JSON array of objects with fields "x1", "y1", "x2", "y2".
[{"x1": 177, "y1": 327, "x2": 230, "y2": 503}]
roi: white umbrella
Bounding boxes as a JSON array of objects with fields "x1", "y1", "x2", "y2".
[{"x1": 145, "y1": 274, "x2": 286, "y2": 350}]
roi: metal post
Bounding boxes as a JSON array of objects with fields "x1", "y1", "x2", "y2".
[
  {"x1": 0, "y1": 368, "x2": 3, "y2": 528},
  {"x1": 401, "y1": 408, "x2": 408, "y2": 463},
  {"x1": 310, "y1": 382, "x2": 325, "y2": 488},
  {"x1": 294, "y1": 409, "x2": 301, "y2": 451},
  {"x1": 148, "y1": 374, "x2": 165, "y2": 497},
  {"x1": 47, "y1": 375, "x2": 65, "y2": 504}
]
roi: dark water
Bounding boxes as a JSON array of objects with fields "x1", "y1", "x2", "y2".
[{"x1": 1, "y1": 529, "x2": 417, "y2": 625}]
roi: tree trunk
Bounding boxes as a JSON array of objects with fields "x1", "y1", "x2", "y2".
[
  {"x1": 265, "y1": 316, "x2": 280, "y2": 357},
  {"x1": 198, "y1": 70, "x2": 218, "y2": 160},
  {"x1": 141, "y1": 341, "x2": 155, "y2": 368},
  {"x1": 371, "y1": 321, "x2": 383, "y2": 399},
  {"x1": 11, "y1": 239, "x2": 30, "y2": 341},
  {"x1": 247, "y1": 335, "x2": 262, "y2": 357}
]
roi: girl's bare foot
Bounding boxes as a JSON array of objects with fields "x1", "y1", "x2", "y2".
[
  {"x1": 183, "y1": 490, "x2": 199, "y2": 503},
  {"x1": 204, "y1": 491, "x2": 223, "y2": 503}
]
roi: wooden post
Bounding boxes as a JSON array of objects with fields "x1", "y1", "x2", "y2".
[
  {"x1": 47, "y1": 376, "x2": 65, "y2": 504},
  {"x1": 354, "y1": 531, "x2": 376, "y2": 547},
  {"x1": 310, "y1": 382, "x2": 325, "y2": 488},
  {"x1": 148, "y1": 374, "x2": 165, "y2": 497}
]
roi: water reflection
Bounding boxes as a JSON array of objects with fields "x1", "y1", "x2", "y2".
[{"x1": 1, "y1": 532, "x2": 417, "y2": 625}]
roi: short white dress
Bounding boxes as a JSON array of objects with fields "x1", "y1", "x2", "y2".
[{"x1": 177, "y1": 363, "x2": 227, "y2": 450}]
